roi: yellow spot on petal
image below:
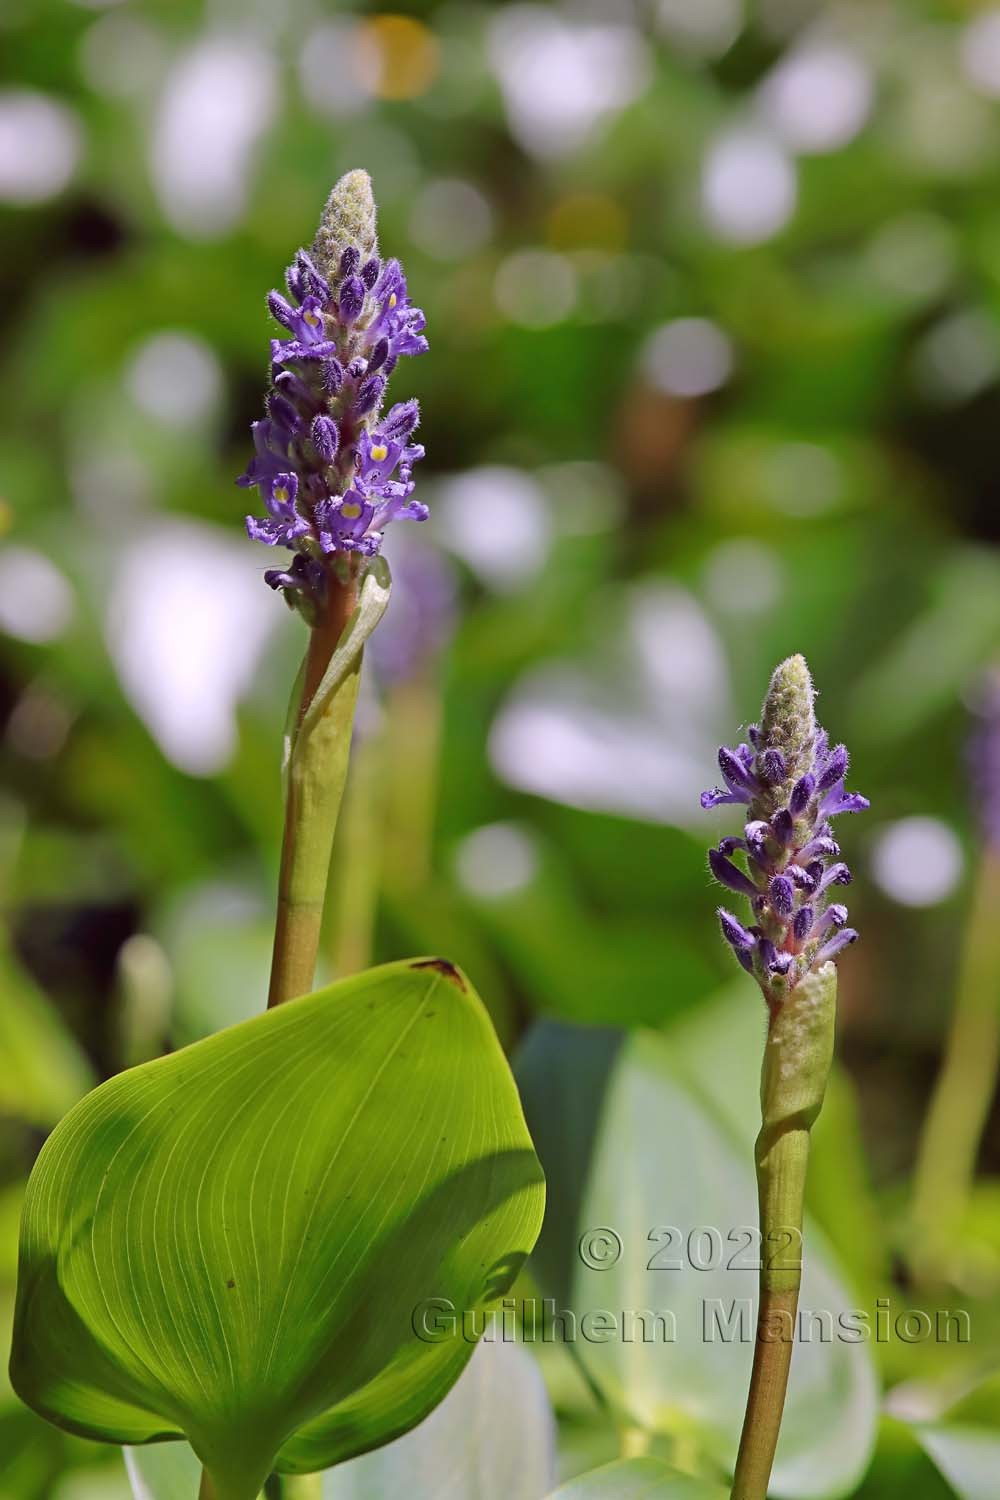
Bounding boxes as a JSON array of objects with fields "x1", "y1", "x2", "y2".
[
  {"x1": 304, "y1": 310, "x2": 320, "y2": 326},
  {"x1": 274, "y1": 486, "x2": 288, "y2": 503},
  {"x1": 341, "y1": 502, "x2": 362, "y2": 520},
  {"x1": 388, "y1": 293, "x2": 398, "y2": 309},
  {"x1": 371, "y1": 444, "x2": 388, "y2": 461}
]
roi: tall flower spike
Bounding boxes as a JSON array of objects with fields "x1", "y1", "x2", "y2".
[
  {"x1": 239, "y1": 170, "x2": 429, "y2": 620},
  {"x1": 702, "y1": 655, "x2": 869, "y2": 1004}
]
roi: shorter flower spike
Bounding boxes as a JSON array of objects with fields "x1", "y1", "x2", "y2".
[{"x1": 701, "y1": 654, "x2": 868, "y2": 1003}]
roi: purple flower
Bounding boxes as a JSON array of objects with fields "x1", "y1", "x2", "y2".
[
  {"x1": 245, "y1": 473, "x2": 311, "y2": 547},
  {"x1": 237, "y1": 170, "x2": 430, "y2": 617},
  {"x1": 701, "y1": 655, "x2": 868, "y2": 1001}
]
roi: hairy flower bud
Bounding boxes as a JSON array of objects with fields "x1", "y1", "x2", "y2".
[{"x1": 313, "y1": 169, "x2": 378, "y2": 283}]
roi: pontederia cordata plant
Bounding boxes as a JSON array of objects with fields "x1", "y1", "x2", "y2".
[
  {"x1": 241, "y1": 168, "x2": 429, "y2": 1010},
  {"x1": 9, "y1": 175, "x2": 545, "y2": 1500},
  {"x1": 701, "y1": 654, "x2": 868, "y2": 1500}
]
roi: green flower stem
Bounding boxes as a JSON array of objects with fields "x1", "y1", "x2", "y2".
[
  {"x1": 327, "y1": 728, "x2": 381, "y2": 977},
  {"x1": 731, "y1": 964, "x2": 836, "y2": 1500},
  {"x1": 910, "y1": 851, "x2": 1000, "y2": 1275},
  {"x1": 268, "y1": 571, "x2": 361, "y2": 1009}
]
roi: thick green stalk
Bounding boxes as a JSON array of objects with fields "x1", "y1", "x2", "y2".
[
  {"x1": 327, "y1": 728, "x2": 381, "y2": 978},
  {"x1": 731, "y1": 965, "x2": 836, "y2": 1500},
  {"x1": 910, "y1": 851, "x2": 1000, "y2": 1276},
  {"x1": 268, "y1": 573, "x2": 361, "y2": 1008}
]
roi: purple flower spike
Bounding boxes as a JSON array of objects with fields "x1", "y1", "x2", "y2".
[
  {"x1": 700, "y1": 655, "x2": 867, "y2": 1000},
  {"x1": 237, "y1": 170, "x2": 431, "y2": 614},
  {"x1": 709, "y1": 848, "x2": 759, "y2": 897}
]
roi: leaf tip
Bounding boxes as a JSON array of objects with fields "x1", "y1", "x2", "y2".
[{"x1": 410, "y1": 957, "x2": 467, "y2": 992}]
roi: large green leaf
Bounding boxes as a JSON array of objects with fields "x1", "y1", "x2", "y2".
[
  {"x1": 548, "y1": 1458, "x2": 727, "y2": 1498},
  {"x1": 518, "y1": 1001, "x2": 879, "y2": 1500},
  {"x1": 12, "y1": 959, "x2": 545, "y2": 1500},
  {"x1": 126, "y1": 1340, "x2": 555, "y2": 1499}
]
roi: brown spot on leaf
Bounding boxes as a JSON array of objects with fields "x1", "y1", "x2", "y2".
[
  {"x1": 226, "y1": 1278, "x2": 236, "y2": 1290},
  {"x1": 410, "y1": 957, "x2": 466, "y2": 990}
]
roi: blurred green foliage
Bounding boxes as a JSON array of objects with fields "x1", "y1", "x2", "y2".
[{"x1": 2, "y1": 0, "x2": 1000, "y2": 1495}]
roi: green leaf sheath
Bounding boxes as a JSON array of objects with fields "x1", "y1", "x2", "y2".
[
  {"x1": 268, "y1": 560, "x2": 391, "y2": 1009},
  {"x1": 10, "y1": 958, "x2": 545, "y2": 1500},
  {"x1": 731, "y1": 965, "x2": 837, "y2": 1500}
]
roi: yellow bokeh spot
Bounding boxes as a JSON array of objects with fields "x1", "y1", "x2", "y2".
[
  {"x1": 547, "y1": 193, "x2": 628, "y2": 254},
  {"x1": 371, "y1": 444, "x2": 388, "y2": 461},
  {"x1": 359, "y1": 16, "x2": 440, "y2": 101},
  {"x1": 341, "y1": 502, "x2": 363, "y2": 520}
]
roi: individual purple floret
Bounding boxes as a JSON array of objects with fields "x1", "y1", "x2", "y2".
[
  {"x1": 238, "y1": 170, "x2": 429, "y2": 620},
  {"x1": 701, "y1": 655, "x2": 869, "y2": 1004}
]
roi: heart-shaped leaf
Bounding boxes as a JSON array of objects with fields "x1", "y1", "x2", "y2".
[
  {"x1": 548, "y1": 1458, "x2": 727, "y2": 1498},
  {"x1": 12, "y1": 959, "x2": 545, "y2": 1500}
]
